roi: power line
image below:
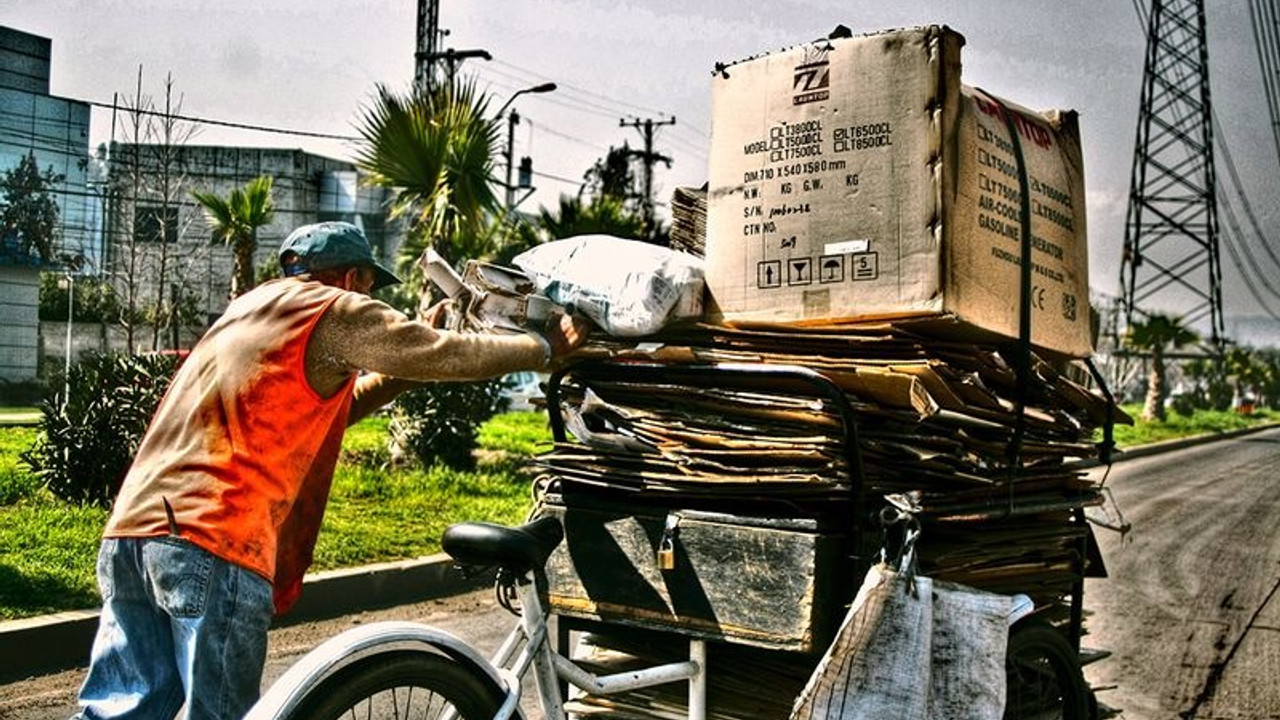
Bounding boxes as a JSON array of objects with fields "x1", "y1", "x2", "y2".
[
  {"x1": 80, "y1": 99, "x2": 362, "y2": 142},
  {"x1": 489, "y1": 58, "x2": 704, "y2": 136},
  {"x1": 1248, "y1": 0, "x2": 1280, "y2": 169},
  {"x1": 477, "y1": 59, "x2": 710, "y2": 149}
]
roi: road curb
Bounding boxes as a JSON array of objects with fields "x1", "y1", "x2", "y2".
[
  {"x1": 1069, "y1": 421, "x2": 1279, "y2": 469},
  {"x1": 4, "y1": 421, "x2": 1277, "y2": 682},
  {"x1": 0, "y1": 552, "x2": 493, "y2": 683}
]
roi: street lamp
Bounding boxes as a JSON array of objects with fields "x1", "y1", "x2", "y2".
[
  {"x1": 57, "y1": 253, "x2": 84, "y2": 398},
  {"x1": 498, "y1": 83, "x2": 557, "y2": 209}
]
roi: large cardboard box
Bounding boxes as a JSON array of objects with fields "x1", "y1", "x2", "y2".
[{"x1": 705, "y1": 26, "x2": 1092, "y2": 357}]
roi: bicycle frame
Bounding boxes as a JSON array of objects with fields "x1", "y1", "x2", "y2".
[
  {"x1": 484, "y1": 571, "x2": 707, "y2": 720},
  {"x1": 249, "y1": 567, "x2": 707, "y2": 720}
]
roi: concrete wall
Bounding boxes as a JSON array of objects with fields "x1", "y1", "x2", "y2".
[
  {"x1": 0, "y1": 265, "x2": 39, "y2": 382},
  {"x1": 38, "y1": 320, "x2": 206, "y2": 368}
]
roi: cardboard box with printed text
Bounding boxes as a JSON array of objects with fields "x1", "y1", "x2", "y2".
[{"x1": 705, "y1": 26, "x2": 1092, "y2": 357}]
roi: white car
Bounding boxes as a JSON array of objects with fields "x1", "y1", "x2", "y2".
[{"x1": 502, "y1": 371, "x2": 546, "y2": 412}]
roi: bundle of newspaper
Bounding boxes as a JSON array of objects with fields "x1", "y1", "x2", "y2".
[{"x1": 669, "y1": 186, "x2": 707, "y2": 257}]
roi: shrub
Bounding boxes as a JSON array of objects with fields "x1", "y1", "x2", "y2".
[
  {"x1": 38, "y1": 272, "x2": 125, "y2": 324},
  {"x1": 389, "y1": 379, "x2": 510, "y2": 470},
  {"x1": 21, "y1": 352, "x2": 180, "y2": 506}
]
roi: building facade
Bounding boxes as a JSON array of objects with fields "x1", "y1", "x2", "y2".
[
  {"x1": 103, "y1": 142, "x2": 402, "y2": 331},
  {"x1": 0, "y1": 26, "x2": 95, "y2": 385}
]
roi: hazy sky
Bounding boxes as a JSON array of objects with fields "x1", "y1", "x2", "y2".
[{"x1": 4, "y1": 1, "x2": 1276, "y2": 325}]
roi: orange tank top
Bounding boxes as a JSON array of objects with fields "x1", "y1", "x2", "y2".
[{"x1": 106, "y1": 278, "x2": 355, "y2": 613}]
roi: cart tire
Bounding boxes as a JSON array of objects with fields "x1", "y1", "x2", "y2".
[
  {"x1": 276, "y1": 650, "x2": 506, "y2": 720},
  {"x1": 1004, "y1": 620, "x2": 1091, "y2": 720}
]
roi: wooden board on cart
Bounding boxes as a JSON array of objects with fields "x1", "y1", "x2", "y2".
[{"x1": 536, "y1": 493, "x2": 852, "y2": 654}]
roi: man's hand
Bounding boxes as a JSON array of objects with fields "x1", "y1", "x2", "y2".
[
  {"x1": 420, "y1": 299, "x2": 455, "y2": 329},
  {"x1": 544, "y1": 313, "x2": 592, "y2": 357}
]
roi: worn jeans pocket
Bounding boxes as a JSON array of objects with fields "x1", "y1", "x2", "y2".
[
  {"x1": 95, "y1": 539, "x2": 117, "y2": 601},
  {"x1": 142, "y1": 537, "x2": 215, "y2": 618}
]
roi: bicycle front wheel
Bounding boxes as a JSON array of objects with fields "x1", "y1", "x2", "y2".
[
  {"x1": 281, "y1": 650, "x2": 507, "y2": 720},
  {"x1": 1003, "y1": 621, "x2": 1092, "y2": 720}
]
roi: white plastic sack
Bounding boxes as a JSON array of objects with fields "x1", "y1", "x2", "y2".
[
  {"x1": 512, "y1": 235, "x2": 704, "y2": 337},
  {"x1": 790, "y1": 564, "x2": 1028, "y2": 720}
]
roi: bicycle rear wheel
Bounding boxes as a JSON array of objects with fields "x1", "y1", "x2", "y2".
[
  {"x1": 281, "y1": 650, "x2": 507, "y2": 720},
  {"x1": 1004, "y1": 621, "x2": 1092, "y2": 720}
]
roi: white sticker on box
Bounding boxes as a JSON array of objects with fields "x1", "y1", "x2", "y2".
[{"x1": 824, "y1": 239, "x2": 870, "y2": 255}]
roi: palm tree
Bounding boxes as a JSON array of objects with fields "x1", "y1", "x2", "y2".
[
  {"x1": 540, "y1": 194, "x2": 646, "y2": 240},
  {"x1": 1223, "y1": 346, "x2": 1268, "y2": 412},
  {"x1": 1126, "y1": 313, "x2": 1199, "y2": 421},
  {"x1": 192, "y1": 175, "x2": 276, "y2": 299},
  {"x1": 496, "y1": 193, "x2": 648, "y2": 265},
  {"x1": 353, "y1": 79, "x2": 502, "y2": 275}
]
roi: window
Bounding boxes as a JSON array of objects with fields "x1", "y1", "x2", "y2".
[{"x1": 134, "y1": 205, "x2": 178, "y2": 243}]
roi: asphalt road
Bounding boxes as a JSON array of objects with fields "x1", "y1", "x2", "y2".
[
  {"x1": 1082, "y1": 427, "x2": 1280, "y2": 719},
  {"x1": 4, "y1": 429, "x2": 1279, "y2": 719}
]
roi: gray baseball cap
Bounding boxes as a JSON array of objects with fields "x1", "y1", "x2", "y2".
[{"x1": 278, "y1": 221, "x2": 400, "y2": 291}]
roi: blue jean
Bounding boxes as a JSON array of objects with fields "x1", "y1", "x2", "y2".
[{"x1": 73, "y1": 536, "x2": 274, "y2": 720}]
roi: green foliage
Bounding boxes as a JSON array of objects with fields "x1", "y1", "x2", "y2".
[
  {"x1": 340, "y1": 414, "x2": 393, "y2": 467},
  {"x1": 0, "y1": 426, "x2": 41, "y2": 505},
  {"x1": 1181, "y1": 357, "x2": 1234, "y2": 411},
  {"x1": 38, "y1": 272, "x2": 125, "y2": 323},
  {"x1": 476, "y1": 411, "x2": 553, "y2": 457},
  {"x1": 255, "y1": 258, "x2": 282, "y2": 284},
  {"x1": 354, "y1": 78, "x2": 502, "y2": 271},
  {"x1": 578, "y1": 144, "x2": 671, "y2": 245},
  {"x1": 1126, "y1": 313, "x2": 1198, "y2": 421},
  {"x1": 495, "y1": 192, "x2": 649, "y2": 266},
  {"x1": 388, "y1": 379, "x2": 510, "y2": 470},
  {"x1": 139, "y1": 285, "x2": 203, "y2": 330},
  {"x1": 1104, "y1": 404, "x2": 1277, "y2": 447},
  {"x1": 583, "y1": 143, "x2": 637, "y2": 203},
  {"x1": 539, "y1": 194, "x2": 646, "y2": 241},
  {"x1": 0, "y1": 152, "x2": 64, "y2": 263},
  {"x1": 20, "y1": 352, "x2": 180, "y2": 507},
  {"x1": 192, "y1": 175, "x2": 276, "y2": 298},
  {"x1": 1125, "y1": 314, "x2": 1199, "y2": 351},
  {"x1": 0, "y1": 412, "x2": 543, "y2": 618}
]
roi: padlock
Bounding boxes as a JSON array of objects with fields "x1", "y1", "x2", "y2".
[
  {"x1": 656, "y1": 536, "x2": 676, "y2": 570},
  {"x1": 657, "y1": 513, "x2": 681, "y2": 571}
]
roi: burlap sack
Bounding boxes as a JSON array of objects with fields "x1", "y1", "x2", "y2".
[{"x1": 790, "y1": 563, "x2": 1021, "y2": 720}]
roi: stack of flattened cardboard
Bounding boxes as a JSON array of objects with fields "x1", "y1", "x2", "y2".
[
  {"x1": 539, "y1": 320, "x2": 1126, "y2": 608},
  {"x1": 540, "y1": 322, "x2": 1119, "y2": 509}
]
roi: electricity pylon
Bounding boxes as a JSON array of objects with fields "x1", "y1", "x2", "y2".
[{"x1": 1119, "y1": 0, "x2": 1225, "y2": 347}]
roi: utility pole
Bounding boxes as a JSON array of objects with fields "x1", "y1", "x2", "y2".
[
  {"x1": 499, "y1": 83, "x2": 557, "y2": 209},
  {"x1": 413, "y1": 0, "x2": 440, "y2": 91},
  {"x1": 414, "y1": 0, "x2": 488, "y2": 91},
  {"x1": 1119, "y1": 0, "x2": 1224, "y2": 348},
  {"x1": 505, "y1": 109, "x2": 521, "y2": 209},
  {"x1": 620, "y1": 116, "x2": 675, "y2": 239}
]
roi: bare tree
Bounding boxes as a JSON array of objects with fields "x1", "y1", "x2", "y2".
[
  {"x1": 105, "y1": 68, "x2": 203, "y2": 352},
  {"x1": 142, "y1": 74, "x2": 200, "y2": 350}
]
